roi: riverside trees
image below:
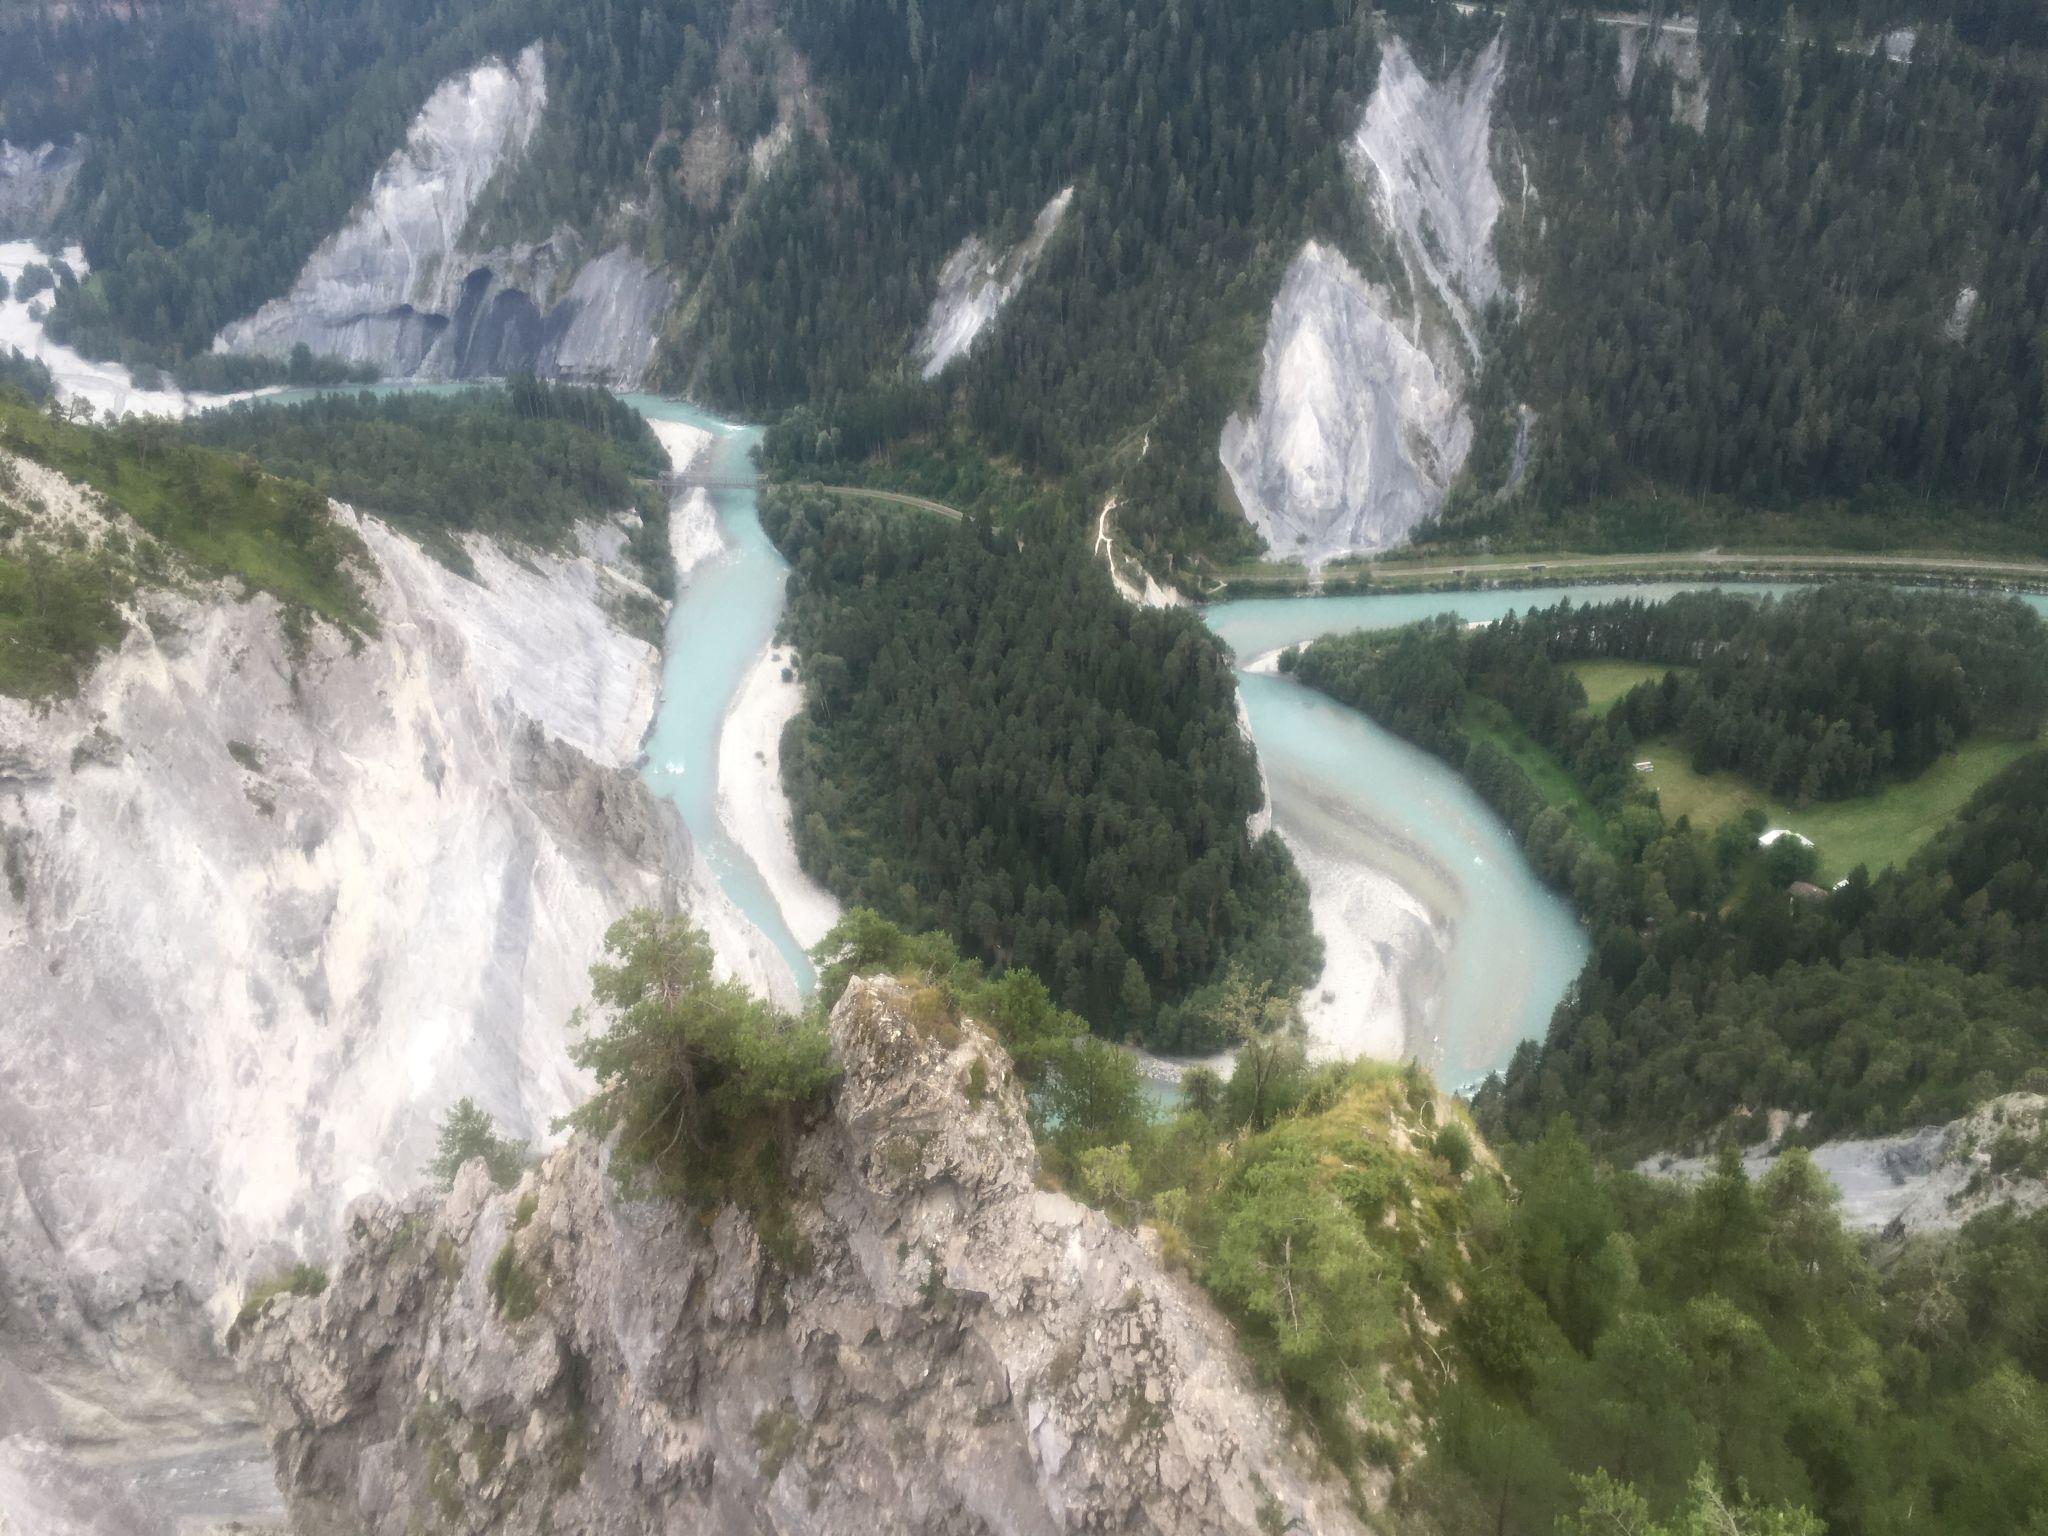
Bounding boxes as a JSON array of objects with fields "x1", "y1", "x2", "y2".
[
  {"x1": 761, "y1": 485, "x2": 1320, "y2": 1049},
  {"x1": 1288, "y1": 587, "x2": 2048, "y2": 1149}
]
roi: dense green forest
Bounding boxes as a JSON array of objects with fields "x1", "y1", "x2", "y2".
[
  {"x1": 811, "y1": 909, "x2": 2048, "y2": 1533},
  {"x1": 1438, "y1": 1, "x2": 2048, "y2": 550},
  {"x1": 179, "y1": 379, "x2": 672, "y2": 588},
  {"x1": 1286, "y1": 587, "x2": 2048, "y2": 1148},
  {"x1": 12, "y1": 0, "x2": 2046, "y2": 560},
  {"x1": 1297, "y1": 587, "x2": 2048, "y2": 801},
  {"x1": 760, "y1": 485, "x2": 1319, "y2": 1048}
]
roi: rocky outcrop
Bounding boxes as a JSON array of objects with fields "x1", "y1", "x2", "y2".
[
  {"x1": 1223, "y1": 36, "x2": 1508, "y2": 566},
  {"x1": 214, "y1": 47, "x2": 672, "y2": 386},
  {"x1": 1643, "y1": 1093, "x2": 2048, "y2": 1233},
  {"x1": 1614, "y1": 18, "x2": 1707, "y2": 130},
  {"x1": 915, "y1": 187, "x2": 1074, "y2": 379},
  {"x1": 239, "y1": 978, "x2": 1370, "y2": 1536},
  {"x1": 0, "y1": 141, "x2": 81, "y2": 238}
]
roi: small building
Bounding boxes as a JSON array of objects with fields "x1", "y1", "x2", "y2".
[
  {"x1": 1789, "y1": 881, "x2": 1828, "y2": 903},
  {"x1": 1633, "y1": 760, "x2": 1655, "y2": 773},
  {"x1": 1758, "y1": 828, "x2": 1814, "y2": 849}
]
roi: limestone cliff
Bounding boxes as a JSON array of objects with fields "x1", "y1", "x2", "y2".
[
  {"x1": 0, "y1": 454, "x2": 780, "y2": 1517},
  {"x1": 238, "y1": 977, "x2": 1371, "y2": 1536},
  {"x1": 1224, "y1": 36, "x2": 1509, "y2": 566},
  {"x1": 213, "y1": 48, "x2": 673, "y2": 387}
]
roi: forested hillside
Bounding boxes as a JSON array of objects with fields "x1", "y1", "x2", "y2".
[
  {"x1": 1441, "y1": 1, "x2": 2048, "y2": 550},
  {"x1": 10, "y1": 0, "x2": 2046, "y2": 560},
  {"x1": 180, "y1": 380, "x2": 672, "y2": 585},
  {"x1": 0, "y1": 386, "x2": 374, "y2": 696},
  {"x1": 761, "y1": 485, "x2": 1320, "y2": 1047},
  {"x1": 1286, "y1": 588, "x2": 2048, "y2": 1149}
]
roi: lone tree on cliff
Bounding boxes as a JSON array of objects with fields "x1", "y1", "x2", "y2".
[{"x1": 560, "y1": 909, "x2": 836, "y2": 1202}]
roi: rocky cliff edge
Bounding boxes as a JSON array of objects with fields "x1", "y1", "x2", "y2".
[{"x1": 239, "y1": 977, "x2": 1370, "y2": 1536}]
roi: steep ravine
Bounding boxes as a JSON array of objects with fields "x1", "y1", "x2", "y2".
[
  {"x1": 0, "y1": 453, "x2": 773, "y2": 1524},
  {"x1": 237, "y1": 978, "x2": 1372, "y2": 1536}
]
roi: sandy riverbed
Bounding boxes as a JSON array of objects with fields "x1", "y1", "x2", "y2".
[
  {"x1": 1270, "y1": 764, "x2": 1447, "y2": 1063},
  {"x1": 717, "y1": 649, "x2": 843, "y2": 953}
]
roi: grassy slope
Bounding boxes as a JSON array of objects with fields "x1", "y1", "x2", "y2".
[
  {"x1": 1462, "y1": 695, "x2": 1606, "y2": 844},
  {"x1": 0, "y1": 394, "x2": 374, "y2": 698},
  {"x1": 1638, "y1": 732, "x2": 2042, "y2": 880}
]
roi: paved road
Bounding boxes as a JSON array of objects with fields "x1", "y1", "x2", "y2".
[
  {"x1": 1215, "y1": 548, "x2": 2048, "y2": 591},
  {"x1": 799, "y1": 483, "x2": 965, "y2": 521}
]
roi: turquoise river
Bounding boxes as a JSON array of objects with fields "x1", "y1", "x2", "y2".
[{"x1": 282, "y1": 388, "x2": 2046, "y2": 1086}]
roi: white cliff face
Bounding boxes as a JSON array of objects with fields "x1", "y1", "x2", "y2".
[
  {"x1": 0, "y1": 464, "x2": 792, "y2": 1502},
  {"x1": 1643, "y1": 1094, "x2": 2048, "y2": 1233},
  {"x1": 215, "y1": 48, "x2": 672, "y2": 386},
  {"x1": 1223, "y1": 38, "x2": 1507, "y2": 566},
  {"x1": 540, "y1": 246, "x2": 674, "y2": 384},
  {"x1": 239, "y1": 978, "x2": 1373, "y2": 1536},
  {"x1": 915, "y1": 186, "x2": 1073, "y2": 379},
  {"x1": 1354, "y1": 36, "x2": 1505, "y2": 359},
  {"x1": 0, "y1": 141, "x2": 81, "y2": 237},
  {"x1": 1222, "y1": 243, "x2": 1472, "y2": 564}
]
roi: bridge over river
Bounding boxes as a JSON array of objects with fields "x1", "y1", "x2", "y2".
[{"x1": 663, "y1": 471, "x2": 963, "y2": 522}]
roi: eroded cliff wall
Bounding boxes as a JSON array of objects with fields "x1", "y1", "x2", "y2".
[
  {"x1": 0, "y1": 462, "x2": 772, "y2": 1481},
  {"x1": 1223, "y1": 36, "x2": 1508, "y2": 566},
  {"x1": 213, "y1": 47, "x2": 672, "y2": 387}
]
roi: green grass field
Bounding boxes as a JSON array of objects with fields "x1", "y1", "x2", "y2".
[
  {"x1": 1465, "y1": 696, "x2": 1608, "y2": 843},
  {"x1": 1565, "y1": 659, "x2": 1679, "y2": 716},
  {"x1": 1636, "y1": 733, "x2": 2042, "y2": 879}
]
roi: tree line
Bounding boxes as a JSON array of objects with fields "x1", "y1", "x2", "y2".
[
  {"x1": 1440, "y1": 1, "x2": 2048, "y2": 549},
  {"x1": 760, "y1": 484, "x2": 1320, "y2": 1049},
  {"x1": 178, "y1": 379, "x2": 673, "y2": 595},
  {"x1": 1285, "y1": 587, "x2": 2048, "y2": 1147}
]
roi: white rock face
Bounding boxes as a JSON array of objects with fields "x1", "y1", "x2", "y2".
[
  {"x1": 240, "y1": 979, "x2": 1373, "y2": 1536},
  {"x1": 0, "y1": 466, "x2": 787, "y2": 1486},
  {"x1": 1643, "y1": 1093, "x2": 2048, "y2": 1233},
  {"x1": 1222, "y1": 243, "x2": 1472, "y2": 564},
  {"x1": 915, "y1": 186, "x2": 1073, "y2": 379},
  {"x1": 0, "y1": 141, "x2": 81, "y2": 237},
  {"x1": 1223, "y1": 38, "x2": 1507, "y2": 566},
  {"x1": 1353, "y1": 36, "x2": 1505, "y2": 359},
  {"x1": 215, "y1": 48, "x2": 671, "y2": 386}
]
